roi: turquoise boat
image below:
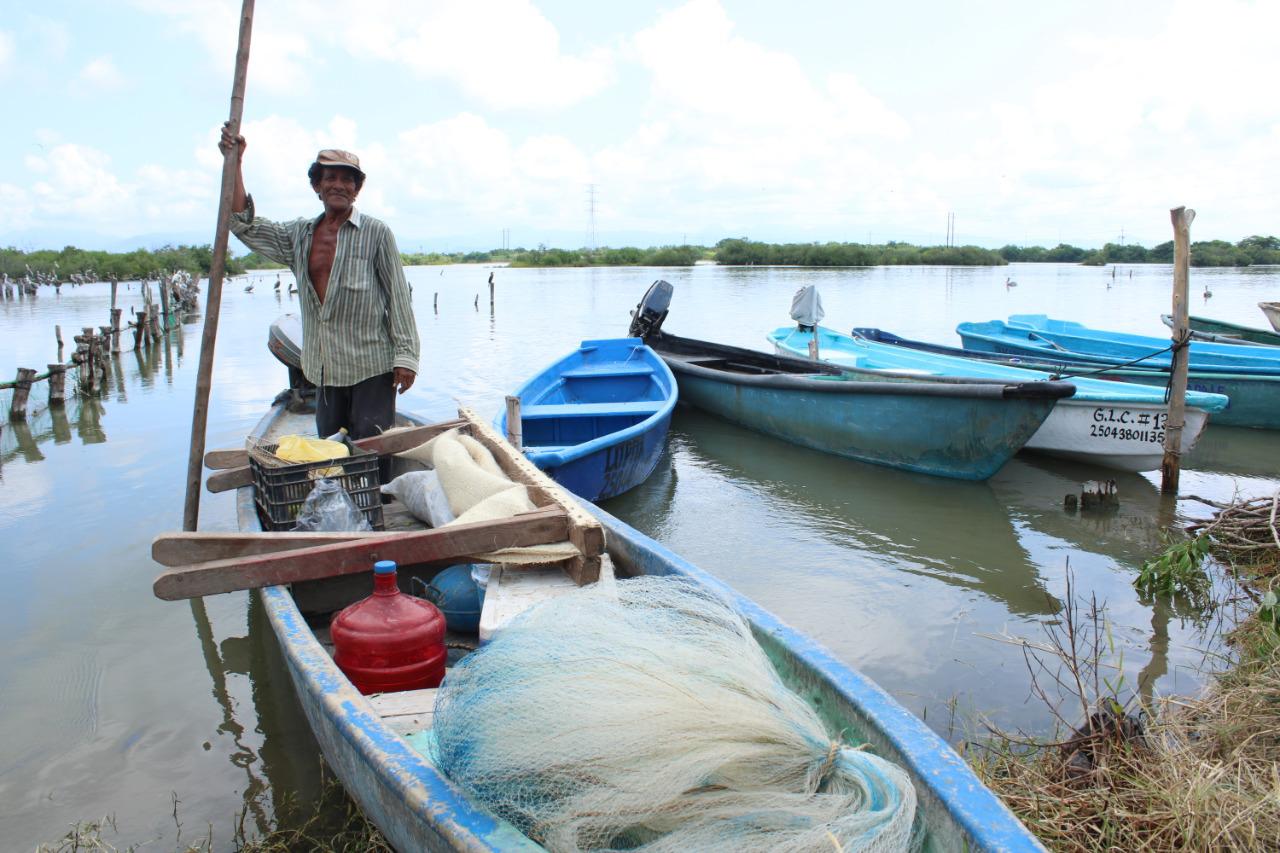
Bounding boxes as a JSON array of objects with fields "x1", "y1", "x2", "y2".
[
  {"x1": 229, "y1": 400, "x2": 1046, "y2": 852},
  {"x1": 630, "y1": 282, "x2": 1072, "y2": 481},
  {"x1": 494, "y1": 338, "x2": 677, "y2": 502},
  {"x1": 1160, "y1": 313, "x2": 1280, "y2": 347},
  {"x1": 769, "y1": 325, "x2": 1227, "y2": 472},
  {"x1": 959, "y1": 314, "x2": 1280, "y2": 375},
  {"x1": 954, "y1": 319, "x2": 1280, "y2": 429}
]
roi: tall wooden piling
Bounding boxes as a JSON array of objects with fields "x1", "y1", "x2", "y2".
[
  {"x1": 110, "y1": 278, "x2": 118, "y2": 310},
  {"x1": 434, "y1": 292, "x2": 438, "y2": 314},
  {"x1": 1161, "y1": 206, "x2": 1195, "y2": 494},
  {"x1": 9, "y1": 368, "x2": 36, "y2": 420},
  {"x1": 504, "y1": 396, "x2": 523, "y2": 450},
  {"x1": 55, "y1": 325, "x2": 64, "y2": 360},
  {"x1": 47, "y1": 364, "x2": 67, "y2": 406},
  {"x1": 110, "y1": 308, "x2": 122, "y2": 353},
  {"x1": 159, "y1": 278, "x2": 172, "y2": 332}
]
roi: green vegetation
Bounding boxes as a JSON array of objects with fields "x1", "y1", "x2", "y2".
[
  {"x1": 715, "y1": 238, "x2": 1006, "y2": 266},
  {"x1": 8, "y1": 232, "x2": 1280, "y2": 280},
  {"x1": 971, "y1": 496, "x2": 1280, "y2": 852},
  {"x1": 1, "y1": 245, "x2": 254, "y2": 280},
  {"x1": 1000, "y1": 235, "x2": 1280, "y2": 267}
]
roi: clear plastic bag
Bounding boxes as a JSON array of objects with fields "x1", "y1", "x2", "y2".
[
  {"x1": 381, "y1": 470, "x2": 456, "y2": 528},
  {"x1": 293, "y1": 478, "x2": 372, "y2": 531}
]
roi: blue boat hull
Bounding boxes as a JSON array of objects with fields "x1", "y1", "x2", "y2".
[
  {"x1": 955, "y1": 325, "x2": 1280, "y2": 429},
  {"x1": 495, "y1": 338, "x2": 677, "y2": 502},
  {"x1": 241, "y1": 403, "x2": 1045, "y2": 852},
  {"x1": 674, "y1": 370, "x2": 1057, "y2": 480}
]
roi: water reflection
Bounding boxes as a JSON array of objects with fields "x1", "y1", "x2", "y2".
[{"x1": 654, "y1": 408, "x2": 1058, "y2": 616}]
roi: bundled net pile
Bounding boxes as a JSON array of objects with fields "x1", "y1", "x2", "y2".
[{"x1": 431, "y1": 577, "x2": 917, "y2": 852}]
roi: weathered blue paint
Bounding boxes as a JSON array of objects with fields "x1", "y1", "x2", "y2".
[
  {"x1": 241, "y1": 403, "x2": 1045, "y2": 851},
  {"x1": 960, "y1": 316, "x2": 1280, "y2": 375},
  {"x1": 952, "y1": 322, "x2": 1280, "y2": 429},
  {"x1": 494, "y1": 338, "x2": 677, "y2": 501}
]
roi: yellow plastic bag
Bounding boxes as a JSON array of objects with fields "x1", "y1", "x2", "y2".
[
  {"x1": 275, "y1": 434, "x2": 350, "y2": 463},
  {"x1": 275, "y1": 434, "x2": 349, "y2": 478}
]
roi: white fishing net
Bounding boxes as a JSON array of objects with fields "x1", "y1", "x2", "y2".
[{"x1": 432, "y1": 576, "x2": 918, "y2": 852}]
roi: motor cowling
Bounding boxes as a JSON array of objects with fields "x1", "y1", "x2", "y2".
[{"x1": 628, "y1": 279, "x2": 674, "y2": 339}]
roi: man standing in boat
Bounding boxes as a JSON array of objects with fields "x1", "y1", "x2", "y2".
[{"x1": 219, "y1": 123, "x2": 419, "y2": 440}]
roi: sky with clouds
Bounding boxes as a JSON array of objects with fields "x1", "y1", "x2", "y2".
[{"x1": 3, "y1": 0, "x2": 1277, "y2": 252}]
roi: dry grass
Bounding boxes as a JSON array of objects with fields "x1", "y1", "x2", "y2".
[{"x1": 972, "y1": 496, "x2": 1280, "y2": 852}]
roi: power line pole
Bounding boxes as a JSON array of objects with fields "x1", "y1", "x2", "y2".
[{"x1": 585, "y1": 183, "x2": 598, "y2": 251}]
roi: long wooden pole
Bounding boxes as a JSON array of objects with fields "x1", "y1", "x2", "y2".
[
  {"x1": 183, "y1": 0, "x2": 255, "y2": 532},
  {"x1": 1161, "y1": 206, "x2": 1195, "y2": 493}
]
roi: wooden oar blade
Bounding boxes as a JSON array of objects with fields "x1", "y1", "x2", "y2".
[
  {"x1": 152, "y1": 530, "x2": 386, "y2": 566},
  {"x1": 153, "y1": 506, "x2": 570, "y2": 600}
]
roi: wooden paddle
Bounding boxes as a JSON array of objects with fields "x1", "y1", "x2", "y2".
[
  {"x1": 205, "y1": 418, "x2": 465, "y2": 492},
  {"x1": 153, "y1": 506, "x2": 570, "y2": 600}
]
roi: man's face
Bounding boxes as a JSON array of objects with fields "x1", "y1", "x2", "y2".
[{"x1": 314, "y1": 166, "x2": 360, "y2": 215}]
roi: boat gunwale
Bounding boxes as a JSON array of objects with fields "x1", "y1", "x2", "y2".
[
  {"x1": 653, "y1": 331, "x2": 1074, "y2": 401},
  {"x1": 495, "y1": 337, "x2": 678, "y2": 469}
]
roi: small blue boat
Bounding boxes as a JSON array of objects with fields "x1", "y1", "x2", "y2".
[
  {"x1": 954, "y1": 318, "x2": 1280, "y2": 429},
  {"x1": 630, "y1": 282, "x2": 1073, "y2": 481},
  {"x1": 495, "y1": 338, "x2": 677, "y2": 501},
  {"x1": 959, "y1": 315, "x2": 1280, "y2": 375},
  {"x1": 769, "y1": 325, "x2": 1228, "y2": 472},
  {"x1": 235, "y1": 400, "x2": 1046, "y2": 852}
]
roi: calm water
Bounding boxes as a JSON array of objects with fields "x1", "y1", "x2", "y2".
[{"x1": 2, "y1": 262, "x2": 1278, "y2": 846}]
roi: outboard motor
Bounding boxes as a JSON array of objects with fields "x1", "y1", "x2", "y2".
[
  {"x1": 629, "y1": 279, "x2": 674, "y2": 339},
  {"x1": 267, "y1": 313, "x2": 315, "y2": 409}
]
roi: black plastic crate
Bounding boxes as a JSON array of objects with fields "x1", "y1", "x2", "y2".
[{"x1": 249, "y1": 444, "x2": 384, "y2": 531}]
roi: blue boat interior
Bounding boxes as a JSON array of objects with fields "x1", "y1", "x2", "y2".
[{"x1": 517, "y1": 339, "x2": 670, "y2": 451}]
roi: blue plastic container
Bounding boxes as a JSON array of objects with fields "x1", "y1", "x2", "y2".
[{"x1": 425, "y1": 565, "x2": 485, "y2": 633}]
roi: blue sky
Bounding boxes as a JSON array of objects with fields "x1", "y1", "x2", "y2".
[{"x1": 3, "y1": 0, "x2": 1276, "y2": 252}]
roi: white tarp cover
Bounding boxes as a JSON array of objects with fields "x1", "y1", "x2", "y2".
[{"x1": 790, "y1": 285, "x2": 825, "y2": 327}]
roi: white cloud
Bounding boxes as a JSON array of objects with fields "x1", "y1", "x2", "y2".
[
  {"x1": 78, "y1": 56, "x2": 124, "y2": 90},
  {"x1": 27, "y1": 144, "x2": 129, "y2": 221},
  {"x1": 134, "y1": 0, "x2": 312, "y2": 96},
  {"x1": 339, "y1": 0, "x2": 614, "y2": 110},
  {"x1": 0, "y1": 30, "x2": 14, "y2": 72}
]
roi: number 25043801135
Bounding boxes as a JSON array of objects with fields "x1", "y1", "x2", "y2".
[{"x1": 1091, "y1": 407, "x2": 1167, "y2": 444}]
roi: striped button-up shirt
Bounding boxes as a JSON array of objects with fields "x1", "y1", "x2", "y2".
[{"x1": 229, "y1": 195, "x2": 420, "y2": 387}]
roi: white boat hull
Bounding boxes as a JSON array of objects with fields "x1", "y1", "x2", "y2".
[
  {"x1": 1261, "y1": 302, "x2": 1280, "y2": 334},
  {"x1": 1025, "y1": 400, "x2": 1209, "y2": 472}
]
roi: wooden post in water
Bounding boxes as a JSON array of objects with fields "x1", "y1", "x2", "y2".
[
  {"x1": 489, "y1": 274, "x2": 495, "y2": 310},
  {"x1": 184, "y1": 0, "x2": 256, "y2": 532},
  {"x1": 159, "y1": 278, "x2": 172, "y2": 333},
  {"x1": 433, "y1": 292, "x2": 438, "y2": 314},
  {"x1": 47, "y1": 364, "x2": 66, "y2": 406},
  {"x1": 1161, "y1": 206, "x2": 1195, "y2": 494},
  {"x1": 110, "y1": 308, "x2": 122, "y2": 353},
  {"x1": 110, "y1": 278, "x2": 118, "y2": 310},
  {"x1": 504, "y1": 396, "x2": 523, "y2": 450},
  {"x1": 9, "y1": 368, "x2": 36, "y2": 420},
  {"x1": 151, "y1": 304, "x2": 163, "y2": 340},
  {"x1": 78, "y1": 327, "x2": 95, "y2": 394},
  {"x1": 55, "y1": 325, "x2": 64, "y2": 361}
]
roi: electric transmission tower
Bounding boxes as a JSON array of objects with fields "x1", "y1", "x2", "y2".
[{"x1": 585, "y1": 183, "x2": 598, "y2": 251}]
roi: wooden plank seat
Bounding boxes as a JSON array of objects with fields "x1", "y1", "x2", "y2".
[
  {"x1": 520, "y1": 400, "x2": 665, "y2": 419},
  {"x1": 558, "y1": 364, "x2": 655, "y2": 378}
]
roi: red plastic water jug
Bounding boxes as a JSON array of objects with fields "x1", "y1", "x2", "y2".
[{"x1": 331, "y1": 560, "x2": 447, "y2": 694}]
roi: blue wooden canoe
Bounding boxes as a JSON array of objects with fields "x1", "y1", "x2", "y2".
[
  {"x1": 627, "y1": 282, "x2": 1072, "y2": 481},
  {"x1": 768, "y1": 325, "x2": 1227, "y2": 471},
  {"x1": 494, "y1": 337, "x2": 677, "y2": 502},
  {"x1": 239, "y1": 402, "x2": 1046, "y2": 852},
  {"x1": 959, "y1": 315, "x2": 1280, "y2": 375},
  {"x1": 1160, "y1": 313, "x2": 1280, "y2": 347},
  {"x1": 951, "y1": 321, "x2": 1280, "y2": 429}
]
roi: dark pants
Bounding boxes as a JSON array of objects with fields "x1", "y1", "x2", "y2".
[{"x1": 315, "y1": 371, "x2": 396, "y2": 440}]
